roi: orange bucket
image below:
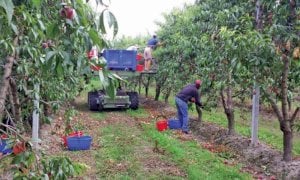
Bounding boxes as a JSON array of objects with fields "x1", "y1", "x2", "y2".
[{"x1": 156, "y1": 119, "x2": 168, "y2": 131}]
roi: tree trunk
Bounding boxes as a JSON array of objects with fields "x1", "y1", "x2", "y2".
[
  {"x1": 154, "y1": 83, "x2": 161, "y2": 101},
  {"x1": 10, "y1": 78, "x2": 23, "y2": 131},
  {"x1": 282, "y1": 122, "x2": 293, "y2": 161},
  {"x1": 226, "y1": 79, "x2": 234, "y2": 134},
  {"x1": 287, "y1": 97, "x2": 292, "y2": 111},
  {"x1": 226, "y1": 108, "x2": 235, "y2": 135},
  {"x1": 138, "y1": 74, "x2": 142, "y2": 94},
  {"x1": 154, "y1": 74, "x2": 168, "y2": 101},
  {"x1": 220, "y1": 89, "x2": 235, "y2": 135},
  {"x1": 196, "y1": 105, "x2": 202, "y2": 123},
  {"x1": 255, "y1": 0, "x2": 263, "y2": 31},
  {"x1": 8, "y1": 85, "x2": 15, "y2": 117},
  {"x1": 263, "y1": 91, "x2": 296, "y2": 160},
  {"x1": 145, "y1": 84, "x2": 149, "y2": 97},
  {"x1": 279, "y1": 0, "x2": 297, "y2": 161},
  {"x1": 220, "y1": 69, "x2": 235, "y2": 135},
  {"x1": 281, "y1": 54, "x2": 292, "y2": 161},
  {"x1": 143, "y1": 75, "x2": 151, "y2": 97},
  {"x1": 43, "y1": 103, "x2": 51, "y2": 118},
  {"x1": 43, "y1": 97, "x2": 51, "y2": 117},
  {"x1": 281, "y1": 55, "x2": 289, "y2": 126},
  {"x1": 255, "y1": 0, "x2": 298, "y2": 162},
  {"x1": 164, "y1": 88, "x2": 171, "y2": 103},
  {"x1": 0, "y1": 56, "x2": 14, "y2": 121}
]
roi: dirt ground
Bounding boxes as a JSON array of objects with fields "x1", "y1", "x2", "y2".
[{"x1": 36, "y1": 96, "x2": 300, "y2": 179}]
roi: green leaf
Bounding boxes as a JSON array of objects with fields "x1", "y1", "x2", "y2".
[
  {"x1": 31, "y1": 29, "x2": 38, "y2": 39},
  {"x1": 0, "y1": 0, "x2": 14, "y2": 24},
  {"x1": 107, "y1": 11, "x2": 118, "y2": 37},
  {"x1": 99, "y1": 10, "x2": 118, "y2": 37},
  {"x1": 44, "y1": 116, "x2": 53, "y2": 124},
  {"x1": 99, "y1": 10, "x2": 106, "y2": 34},
  {"x1": 32, "y1": 0, "x2": 41, "y2": 7},
  {"x1": 56, "y1": 63, "x2": 64, "y2": 77},
  {"x1": 76, "y1": 56, "x2": 84, "y2": 69},
  {"x1": 10, "y1": 23, "x2": 18, "y2": 34},
  {"x1": 88, "y1": 29, "x2": 101, "y2": 46},
  {"x1": 46, "y1": 51, "x2": 57, "y2": 61},
  {"x1": 99, "y1": 0, "x2": 111, "y2": 7},
  {"x1": 38, "y1": 20, "x2": 46, "y2": 31},
  {"x1": 26, "y1": 47, "x2": 34, "y2": 58},
  {"x1": 12, "y1": 153, "x2": 24, "y2": 164},
  {"x1": 60, "y1": 51, "x2": 71, "y2": 65},
  {"x1": 66, "y1": 19, "x2": 74, "y2": 27},
  {"x1": 98, "y1": 70, "x2": 106, "y2": 88},
  {"x1": 46, "y1": 23, "x2": 59, "y2": 39},
  {"x1": 106, "y1": 78, "x2": 116, "y2": 99}
]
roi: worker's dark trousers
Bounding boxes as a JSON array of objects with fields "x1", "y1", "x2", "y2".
[{"x1": 175, "y1": 97, "x2": 188, "y2": 132}]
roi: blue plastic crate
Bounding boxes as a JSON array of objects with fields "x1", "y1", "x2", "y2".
[
  {"x1": 67, "y1": 136, "x2": 92, "y2": 151},
  {"x1": 168, "y1": 119, "x2": 182, "y2": 129},
  {"x1": 103, "y1": 50, "x2": 137, "y2": 71},
  {"x1": 0, "y1": 139, "x2": 13, "y2": 154}
]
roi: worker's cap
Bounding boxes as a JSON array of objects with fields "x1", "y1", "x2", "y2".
[{"x1": 195, "y1": 79, "x2": 202, "y2": 89}]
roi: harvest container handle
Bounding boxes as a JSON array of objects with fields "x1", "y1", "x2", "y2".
[{"x1": 155, "y1": 115, "x2": 168, "y2": 121}]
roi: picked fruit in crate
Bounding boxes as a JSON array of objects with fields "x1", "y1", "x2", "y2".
[
  {"x1": 62, "y1": 131, "x2": 83, "y2": 147},
  {"x1": 13, "y1": 141, "x2": 27, "y2": 155}
]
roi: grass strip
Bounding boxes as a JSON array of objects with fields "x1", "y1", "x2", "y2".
[
  {"x1": 95, "y1": 121, "x2": 187, "y2": 179},
  {"x1": 198, "y1": 109, "x2": 300, "y2": 155},
  {"x1": 142, "y1": 123, "x2": 252, "y2": 180}
]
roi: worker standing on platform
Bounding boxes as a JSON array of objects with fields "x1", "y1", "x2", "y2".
[
  {"x1": 144, "y1": 46, "x2": 152, "y2": 71},
  {"x1": 144, "y1": 34, "x2": 159, "y2": 71}
]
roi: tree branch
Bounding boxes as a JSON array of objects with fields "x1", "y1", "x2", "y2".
[
  {"x1": 0, "y1": 56, "x2": 14, "y2": 121},
  {"x1": 220, "y1": 89, "x2": 228, "y2": 111},
  {"x1": 0, "y1": 36, "x2": 19, "y2": 121},
  {"x1": 262, "y1": 88, "x2": 283, "y2": 122},
  {"x1": 290, "y1": 107, "x2": 300, "y2": 123}
]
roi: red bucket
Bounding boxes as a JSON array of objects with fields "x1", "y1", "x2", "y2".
[
  {"x1": 136, "y1": 64, "x2": 144, "y2": 72},
  {"x1": 136, "y1": 53, "x2": 143, "y2": 61},
  {"x1": 156, "y1": 120, "x2": 168, "y2": 131}
]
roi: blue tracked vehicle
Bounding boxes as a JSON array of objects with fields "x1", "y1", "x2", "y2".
[{"x1": 87, "y1": 49, "x2": 140, "y2": 111}]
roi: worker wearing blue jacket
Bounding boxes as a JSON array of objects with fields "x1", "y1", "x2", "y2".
[{"x1": 147, "y1": 34, "x2": 159, "y2": 49}]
